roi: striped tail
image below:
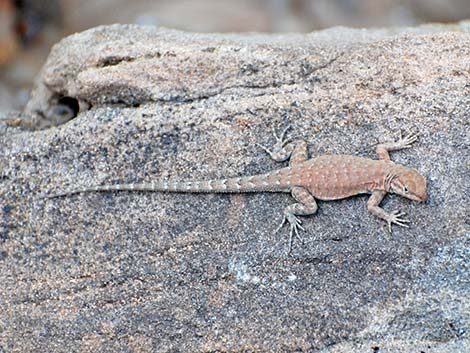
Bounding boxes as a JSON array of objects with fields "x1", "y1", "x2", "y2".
[{"x1": 46, "y1": 170, "x2": 294, "y2": 198}]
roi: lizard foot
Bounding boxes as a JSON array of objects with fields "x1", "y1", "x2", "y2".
[
  {"x1": 257, "y1": 124, "x2": 292, "y2": 159},
  {"x1": 397, "y1": 130, "x2": 419, "y2": 149},
  {"x1": 387, "y1": 209, "x2": 410, "y2": 232},
  {"x1": 275, "y1": 213, "x2": 305, "y2": 254}
]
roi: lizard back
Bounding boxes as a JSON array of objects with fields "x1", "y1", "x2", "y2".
[{"x1": 288, "y1": 155, "x2": 395, "y2": 200}]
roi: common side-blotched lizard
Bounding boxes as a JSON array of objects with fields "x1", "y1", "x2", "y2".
[{"x1": 47, "y1": 127, "x2": 428, "y2": 252}]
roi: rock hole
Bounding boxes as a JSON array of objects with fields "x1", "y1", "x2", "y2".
[
  {"x1": 57, "y1": 96, "x2": 79, "y2": 115},
  {"x1": 52, "y1": 96, "x2": 79, "y2": 123}
]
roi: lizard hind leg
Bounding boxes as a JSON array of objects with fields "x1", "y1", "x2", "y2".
[
  {"x1": 276, "y1": 186, "x2": 318, "y2": 254},
  {"x1": 258, "y1": 124, "x2": 309, "y2": 166}
]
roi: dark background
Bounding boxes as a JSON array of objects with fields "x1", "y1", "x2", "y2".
[{"x1": 1, "y1": 0, "x2": 469, "y2": 113}]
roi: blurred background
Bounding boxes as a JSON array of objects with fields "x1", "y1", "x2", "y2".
[{"x1": 1, "y1": 0, "x2": 470, "y2": 113}]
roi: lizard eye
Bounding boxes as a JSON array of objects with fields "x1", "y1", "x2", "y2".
[{"x1": 403, "y1": 186, "x2": 409, "y2": 193}]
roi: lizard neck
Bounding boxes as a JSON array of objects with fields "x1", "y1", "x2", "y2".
[
  {"x1": 359, "y1": 160, "x2": 396, "y2": 193},
  {"x1": 381, "y1": 163, "x2": 403, "y2": 192}
]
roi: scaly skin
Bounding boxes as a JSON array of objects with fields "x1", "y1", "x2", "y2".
[{"x1": 46, "y1": 127, "x2": 428, "y2": 253}]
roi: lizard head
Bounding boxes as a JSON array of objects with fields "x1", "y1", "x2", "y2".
[{"x1": 388, "y1": 167, "x2": 428, "y2": 202}]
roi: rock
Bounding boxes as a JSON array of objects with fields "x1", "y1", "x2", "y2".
[{"x1": 0, "y1": 24, "x2": 468, "y2": 352}]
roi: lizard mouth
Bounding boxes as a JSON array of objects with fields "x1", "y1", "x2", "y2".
[
  {"x1": 405, "y1": 191, "x2": 427, "y2": 203},
  {"x1": 420, "y1": 191, "x2": 428, "y2": 203},
  {"x1": 414, "y1": 191, "x2": 427, "y2": 203}
]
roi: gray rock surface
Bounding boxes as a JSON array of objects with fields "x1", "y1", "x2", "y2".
[{"x1": 1, "y1": 24, "x2": 469, "y2": 352}]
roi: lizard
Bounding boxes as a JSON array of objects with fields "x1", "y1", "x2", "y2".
[{"x1": 46, "y1": 126, "x2": 428, "y2": 253}]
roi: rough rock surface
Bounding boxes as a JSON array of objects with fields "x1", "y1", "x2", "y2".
[{"x1": 0, "y1": 24, "x2": 469, "y2": 352}]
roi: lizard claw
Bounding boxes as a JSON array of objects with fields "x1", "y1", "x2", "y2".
[
  {"x1": 273, "y1": 124, "x2": 291, "y2": 143},
  {"x1": 259, "y1": 124, "x2": 294, "y2": 161},
  {"x1": 274, "y1": 215, "x2": 287, "y2": 234},
  {"x1": 256, "y1": 143, "x2": 272, "y2": 154},
  {"x1": 398, "y1": 130, "x2": 419, "y2": 149},
  {"x1": 387, "y1": 209, "x2": 410, "y2": 232},
  {"x1": 258, "y1": 124, "x2": 290, "y2": 155},
  {"x1": 275, "y1": 213, "x2": 305, "y2": 254}
]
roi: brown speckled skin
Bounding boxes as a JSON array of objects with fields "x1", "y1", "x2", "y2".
[
  {"x1": 291, "y1": 155, "x2": 395, "y2": 201},
  {"x1": 47, "y1": 129, "x2": 427, "y2": 252}
]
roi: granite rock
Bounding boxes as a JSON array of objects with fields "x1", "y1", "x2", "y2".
[{"x1": 0, "y1": 24, "x2": 469, "y2": 352}]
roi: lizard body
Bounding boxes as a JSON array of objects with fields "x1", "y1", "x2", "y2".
[
  {"x1": 52, "y1": 156, "x2": 402, "y2": 198},
  {"x1": 47, "y1": 127, "x2": 427, "y2": 252}
]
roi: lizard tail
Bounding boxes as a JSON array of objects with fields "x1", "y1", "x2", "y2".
[{"x1": 46, "y1": 171, "x2": 293, "y2": 198}]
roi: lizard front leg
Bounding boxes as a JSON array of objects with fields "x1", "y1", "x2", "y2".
[
  {"x1": 376, "y1": 131, "x2": 418, "y2": 160},
  {"x1": 258, "y1": 125, "x2": 308, "y2": 166},
  {"x1": 367, "y1": 190, "x2": 410, "y2": 232},
  {"x1": 277, "y1": 186, "x2": 318, "y2": 254}
]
